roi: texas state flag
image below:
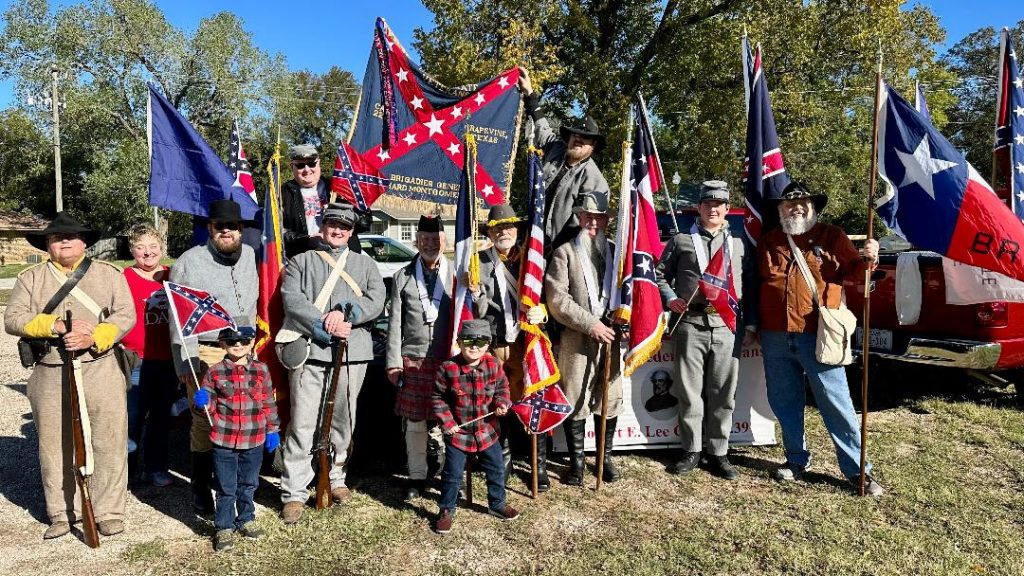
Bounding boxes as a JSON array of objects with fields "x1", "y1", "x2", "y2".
[{"x1": 876, "y1": 79, "x2": 1024, "y2": 282}]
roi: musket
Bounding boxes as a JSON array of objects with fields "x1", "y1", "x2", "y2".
[
  {"x1": 64, "y1": 309, "x2": 100, "y2": 547},
  {"x1": 313, "y1": 303, "x2": 353, "y2": 510}
]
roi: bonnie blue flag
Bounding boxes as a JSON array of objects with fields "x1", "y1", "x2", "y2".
[{"x1": 147, "y1": 85, "x2": 259, "y2": 220}]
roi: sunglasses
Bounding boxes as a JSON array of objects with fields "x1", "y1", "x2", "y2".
[
  {"x1": 291, "y1": 160, "x2": 319, "y2": 170},
  {"x1": 460, "y1": 337, "x2": 490, "y2": 348},
  {"x1": 211, "y1": 221, "x2": 241, "y2": 231},
  {"x1": 223, "y1": 338, "x2": 253, "y2": 346}
]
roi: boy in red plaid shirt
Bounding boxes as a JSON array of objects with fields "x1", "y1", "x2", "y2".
[
  {"x1": 194, "y1": 326, "x2": 280, "y2": 552},
  {"x1": 431, "y1": 319, "x2": 521, "y2": 535}
]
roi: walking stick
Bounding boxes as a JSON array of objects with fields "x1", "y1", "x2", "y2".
[
  {"x1": 595, "y1": 341, "x2": 614, "y2": 491},
  {"x1": 859, "y1": 45, "x2": 884, "y2": 496}
]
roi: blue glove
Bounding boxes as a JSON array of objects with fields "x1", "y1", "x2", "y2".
[
  {"x1": 193, "y1": 388, "x2": 209, "y2": 409},
  {"x1": 265, "y1": 431, "x2": 280, "y2": 453},
  {"x1": 311, "y1": 319, "x2": 332, "y2": 345}
]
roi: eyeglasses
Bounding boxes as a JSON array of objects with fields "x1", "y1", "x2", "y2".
[
  {"x1": 291, "y1": 160, "x2": 319, "y2": 170},
  {"x1": 223, "y1": 338, "x2": 252, "y2": 346},
  {"x1": 211, "y1": 222, "x2": 241, "y2": 231},
  {"x1": 460, "y1": 337, "x2": 490, "y2": 348}
]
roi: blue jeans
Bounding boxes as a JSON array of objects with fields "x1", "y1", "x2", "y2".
[
  {"x1": 126, "y1": 359, "x2": 179, "y2": 474},
  {"x1": 211, "y1": 445, "x2": 264, "y2": 531},
  {"x1": 439, "y1": 439, "x2": 506, "y2": 512},
  {"x1": 760, "y1": 331, "x2": 872, "y2": 479}
]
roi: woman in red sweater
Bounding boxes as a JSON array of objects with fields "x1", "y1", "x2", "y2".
[{"x1": 123, "y1": 223, "x2": 176, "y2": 487}]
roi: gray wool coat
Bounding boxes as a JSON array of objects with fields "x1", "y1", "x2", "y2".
[
  {"x1": 385, "y1": 255, "x2": 455, "y2": 369},
  {"x1": 655, "y1": 224, "x2": 745, "y2": 330},
  {"x1": 280, "y1": 244, "x2": 386, "y2": 363},
  {"x1": 534, "y1": 118, "x2": 610, "y2": 243},
  {"x1": 474, "y1": 245, "x2": 517, "y2": 344}
]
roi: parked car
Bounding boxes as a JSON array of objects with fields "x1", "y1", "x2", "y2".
[
  {"x1": 359, "y1": 234, "x2": 417, "y2": 282},
  {"x1": 656, "y1": 208, "x2": 747, "y2": 242}
]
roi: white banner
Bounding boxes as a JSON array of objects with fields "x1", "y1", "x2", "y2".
[
  {"x1": 943, "y1": 258, "x2": 1024, "y2": 304},
  {"x1": 553, "y1": 339, "x2": 776, "y2": 451}
]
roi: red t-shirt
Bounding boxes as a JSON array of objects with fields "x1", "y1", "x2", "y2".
[{"x1": 122, "y1": 266, "x2": 172, "y2": 360}]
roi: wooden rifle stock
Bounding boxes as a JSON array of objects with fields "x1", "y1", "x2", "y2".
[
  {"x1": 65, "y1": 310, "x2": 100, "y2": 547},
  {"x1": 313, "y1": 304, "x2": 353, "y2": 510}
]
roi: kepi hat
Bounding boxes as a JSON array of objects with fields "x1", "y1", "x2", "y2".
[
  {"x1": 26, "y1": 212, "x2": 101, "y2": 251},
  {"x1": 217, "y1": 326, "x2": 256, "y2": 342},
  {"x1": 698, "y1": 180, "x2": 731, "y2": 203},
  {"x1": 322, "y1": 202, "x2": 357, "y2": 227},
  {"x1": 288, "y1": 143, "x2": 319, "y2": 160},
  {"x1": 458, "y1": 319, "x2": 492, "y2": 341}
]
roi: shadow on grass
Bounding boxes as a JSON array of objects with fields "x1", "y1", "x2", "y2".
[{"x1": 847, "y1": 359, "x2": 1021, "y2": 413}]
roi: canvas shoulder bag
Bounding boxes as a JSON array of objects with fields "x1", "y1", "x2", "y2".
[{"x1": 787, "y1": 235, "x2": 857, "y2": 366}]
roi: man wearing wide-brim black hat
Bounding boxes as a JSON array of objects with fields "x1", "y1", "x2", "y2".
[
  {"x1": 518, "y1": 69, "x2": 611, "y2": 252},
  {"x1": 5, "y1": 212, "x2": 136, "y2": 540}
]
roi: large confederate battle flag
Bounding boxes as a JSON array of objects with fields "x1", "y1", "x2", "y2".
[
  {"x1": 348, "y1": 18, "x2": 521, "y2": 207},
  {"x1": 742, "y1": 36, "x2": 791, "y2": 244},
  {"x1": 876, "y1": 80, "x2": 1024, "y2": 282}
]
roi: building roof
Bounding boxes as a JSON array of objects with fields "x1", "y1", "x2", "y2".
[
  {"x1": 373, "y1": 206, "x2": 435, "y2": 222},
  {"x1": 0, "y1": 212, "x2": 50, "y2": 231}
]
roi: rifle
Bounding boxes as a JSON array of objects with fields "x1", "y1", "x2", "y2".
[
  {"x1": 313, "y1": 303, "x2": 353, "y2": 510},
  {"x1": 64, "y1": 309, "x2": 100, "y2": 547}
]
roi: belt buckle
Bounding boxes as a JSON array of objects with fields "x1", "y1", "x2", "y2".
[{"x1": 704, "y1": 305, "x2": 718, "y2": 315}]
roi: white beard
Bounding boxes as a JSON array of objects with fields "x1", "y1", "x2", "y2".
[
  {"x1": 780, "y1": 207, "x2": 818, "y2": 236},
  {"x1": 579, "y1": 230, "x2": 608, "y2": 268},
  {"x1": 493, "y1": 237, "x2": 516, "y2": 253}
]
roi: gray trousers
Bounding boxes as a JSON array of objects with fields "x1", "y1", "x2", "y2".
[
  {"x1": 403, "y1": 418, "x2": 444, "y2": 480},
  {"x1": 281, "y1": 360, "x2": 367, "y2": 503},
  {"x1": 672, "y1": 321, "x2": 739, "y2": 456}
]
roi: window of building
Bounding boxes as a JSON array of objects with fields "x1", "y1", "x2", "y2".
[{"x1": 400, "y1": 222, "x2": 414, "y2": 242}]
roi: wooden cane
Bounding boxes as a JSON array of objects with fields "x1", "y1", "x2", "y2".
[{"x1": 595, "y1": 341, "x2": 614, "y2": 491}]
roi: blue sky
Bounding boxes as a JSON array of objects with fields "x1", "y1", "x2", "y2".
[{"x1": 0, "y1": 0, "x2": 1021, "y2": 109}]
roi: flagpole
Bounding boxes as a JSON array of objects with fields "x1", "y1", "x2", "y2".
[
  {"x1": 859, "y1": 43, "x2": 883, "y2": 497},
  {"x1": 992, "y1": 29, "x2": 1007, "y2": 196}
]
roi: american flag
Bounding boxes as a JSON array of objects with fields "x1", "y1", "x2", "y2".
[
  {"x1": 164, "y1": 282, "x2": 237, "y2": 339},
  {"x1": 331, "y1": 140, "x2": 390, "y2": 212},
  {"x1": 610, "y1": 98, "x2": 666, "y2": 377},
  {"x1": 448, "y1": 133, "x2": 479, "y2": 356},
  {"x1": 995, "y1": 28, "x2": 1024, "y2": 219},
  {"x1": 510, "y1": 384, "x2": 573, "y2": 435},
  {"x1": 742, "y1": 36, "x2": 791, "y2": 244},
  {"x1": 698, "y1": 240, "x2": 740, "y2": 333},
  {"x1": 518, "y1": 147, "x2": 560, "y2": 397},
  {"x1": 229, "y1": 120, "x2": 257, "y2": 203}
]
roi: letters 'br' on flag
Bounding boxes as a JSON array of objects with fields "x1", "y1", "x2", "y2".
[
  {"x1": 994, "y1": 28, "x2": 1024, "y2": 216},
  {"x1": 230, "y1": 120, "x2": 257, "y2": 203},
  {"x1": 147, "y1": 85, "x2": 259, "y2": 220},
  {"x1": 511, "y1": 384, "x2": 573, "y2": 435},
  {"x1": 613, "y1": 100, "x2": 666, "y2": 377},
  {"x1": 519, "y1": 147, "x2": 559, "y2": 396},
  {"x1": 876, "y1": 80, "x2": 1024, "y2": 283},
  {"x1": 164, "y1": 282, "x2": 237, "y2": 339},
  {"x1": 698, "y1": 241, "x2": 740, "y2": 333},
  {"x1": 331, "y1": 141, "x2": 390, "y2": 212},
  {"x1": 742, "y1": 37, "x2": 791, "y2": 245},
  {"x1": 348, "y1": 17, "x2": 521, "y2": 207}
]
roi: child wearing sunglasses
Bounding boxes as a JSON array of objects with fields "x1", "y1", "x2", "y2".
[
  {"x1": 431, "y1": 319, "x2": 520, "y2": 535},
  {"x1": 193, "y1": 326, "x2": 281, "y2": 552}
]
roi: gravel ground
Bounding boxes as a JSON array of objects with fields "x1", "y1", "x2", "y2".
[{"x1": 0, "y1": 318, "x2": 269, "y2": 575}]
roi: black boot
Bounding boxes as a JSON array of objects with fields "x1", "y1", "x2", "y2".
[
  {"x1": 535, "y1": 434, "x2": 551, "y2": 492},
  {"x1": 191, "y1": 451, "x2": 215, "y2": 516},
  {"x1": 595, "y1": 416, "x2": 621, "y2": 483},
  {"x1": 403, "y1": 479, "x2": 426, "y2": 502},
  {"x1": 561, "y1": 420, "x2": 586, "y2": 486}
]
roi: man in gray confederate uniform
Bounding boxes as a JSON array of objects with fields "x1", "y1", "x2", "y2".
[
  {"x1": 5, "y1": 213, "x2": 136, "y2": 539},
  {"x1": 544, "y1": 193, "x2": 623, "y2": 485},
  {"x1": 279, "y1": 202, "x2": 385, "y2": 524},
  {"x1": 655, "y1": 180, "x2": 744, "y2": 480}
]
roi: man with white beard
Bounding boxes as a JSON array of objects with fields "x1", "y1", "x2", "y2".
[
  {"x1": 386, "y1": 216, "x2": 453, "y2": 501},
  {"x1": 544, "y1": 192, "x2": 623, "y2": 485},
  {"x1": 745, "y1": 182, "x2": 884, "y2": 496}
]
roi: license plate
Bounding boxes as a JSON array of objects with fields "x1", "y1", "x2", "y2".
[{"x1": 854, "y1": 327, "x2": 893, "y2": 352}]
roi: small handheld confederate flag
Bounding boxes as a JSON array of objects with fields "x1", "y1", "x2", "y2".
[
  {"x1": 164, "y1": 282, "x2": 237, "y2": 338},
  {"x1": 511, "y1": 385, "x2": 573, "y2": 435},
  {"x1": 698, "y1": 241, "x2": 740, "y2": 332},
  {"x1": 331, "y1": 140, "x2": 390, "y2": 212}
]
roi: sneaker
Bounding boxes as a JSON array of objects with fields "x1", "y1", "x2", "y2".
[
  {"x1": 705, "y1": 454, "x2": 739, "y2": 481},
  {"x1": 434, "y1": 509, "x2": 455, "y2": 535},
  {"x1": 848, "y1": 474, "x2": 885, "y2": 497},
  {"x1": 488, "y1": 505, "x2": 521, "y2": 522},
  {"x1": 772, "y1": 462, "x2": 809, "y2": 482},
  {"x1": 150, "y1": 471, "x2": 173, "y2": 487},
  {"x1": 213, "y1": 529, "x2": 234, "y2": 552},
  {"x1": 237, "y1": 521, "x2": 264, "y2": 539}
]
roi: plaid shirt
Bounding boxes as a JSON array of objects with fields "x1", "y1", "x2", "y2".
[
  {"x1": 432, "y1": 353, "x2": 510, "y2": 452},
  {"x1": 201, "y1": 357, "x2": 281, "y2": 450}
]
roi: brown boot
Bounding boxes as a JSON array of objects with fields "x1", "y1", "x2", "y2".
[
  {"x1": 97, "y1": 519, "x2": 124, "y2": 536},
  {"x1": 42, "y1": 521, "x2": 70, "y2": 540},
  {"x1": 331, "y1": 486, "x2": 352, "y2": 503},
  {"x1": 281, "y1": 501, "x2": 304, "y2": 525}
]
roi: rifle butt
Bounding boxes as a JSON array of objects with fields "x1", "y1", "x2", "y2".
[
  {"x1": 315, "y1": 453, "x2": 332, "y2": 510},
  {"x1": 79, "y1": 477, "x2": 100, "y2": 548}
]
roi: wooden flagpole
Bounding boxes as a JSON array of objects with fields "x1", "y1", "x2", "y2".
[
  {"x1": 525, "y1": 115, "x2": 540, "y2": 501},
  {"x1": 859, "y1": 43, "x2": 883, "y2": 496}
]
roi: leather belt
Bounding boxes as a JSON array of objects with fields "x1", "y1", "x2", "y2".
[{"x1": 688, "y1": 304, "x2": 719, "y2": 315}]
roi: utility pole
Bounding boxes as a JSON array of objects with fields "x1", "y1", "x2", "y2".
[{"x1": 51, "y1": 67, "x2": 63, "y2": 213}]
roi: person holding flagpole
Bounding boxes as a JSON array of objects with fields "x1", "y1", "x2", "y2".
[
  {"x1": 544, "y1": 192, "x2": 623, "y2": 485},
  {"x1": 169, "y1": 199, "x2": 259, "y2": 516},
  {"x1": 386, "y1": 215, "x2": 453, "y2": 501},
  {"x1": 655, "y1": 180, "x2": 744, "y2": 479}
]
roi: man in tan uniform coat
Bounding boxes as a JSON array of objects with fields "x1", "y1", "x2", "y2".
[{"x1": 4, "y1": 213, "x2": 135, "y2": 540}]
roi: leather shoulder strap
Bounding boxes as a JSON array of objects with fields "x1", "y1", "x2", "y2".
[{"x1": 42, "y1": 258, "x2": 93, "y2": 314}]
